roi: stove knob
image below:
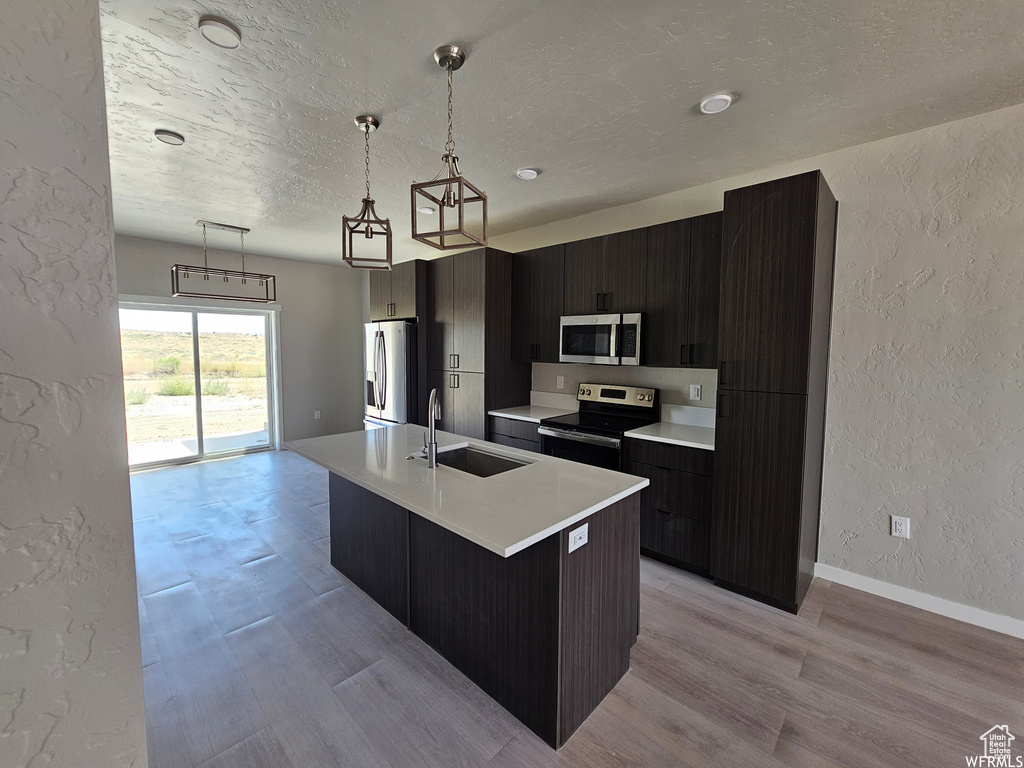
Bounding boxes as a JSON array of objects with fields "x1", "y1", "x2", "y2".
[
  {"x1": 585, "y1": 388, "x2": 591, "y2": 396},
  {"x1": 646, "y1": 394, "x2": 654, "y2": 401},
  {"x1": 636, "y1": 393, "x2": 644, "y2": 401}
]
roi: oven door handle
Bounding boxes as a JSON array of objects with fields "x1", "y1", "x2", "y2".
[{"x1": 538, "y1": 426, "x2": 622, "y2": 449}]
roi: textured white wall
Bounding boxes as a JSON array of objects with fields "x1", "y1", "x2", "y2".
[
  {"x1": 0, "y1": 0, "x2": 148, "y2": 766},
  {"x1": 493, "y1": 103, "x2": 1024, "y2": 622},
  {"x1": 114, "y1": 236, "x2": 366, "y2": 441}
]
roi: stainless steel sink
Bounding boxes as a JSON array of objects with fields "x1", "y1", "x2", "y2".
[{"x1": 434, "y1": 445, "x2": 531, "y2": 478}]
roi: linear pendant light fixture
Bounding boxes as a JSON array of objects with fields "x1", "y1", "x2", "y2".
[
  {"x1": 342, "y1": 115, "x2": 393, "y2": 270},
  {"x1": 411, "y1": 45, "x2": 487, "y2": 250},
  {"x1": 171, "y1": 221, "x2": 276, "y2": 303}
]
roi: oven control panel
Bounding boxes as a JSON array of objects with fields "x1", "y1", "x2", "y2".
[{"x1": 577, "y1": 383, "x2": 657, "y2": 408}]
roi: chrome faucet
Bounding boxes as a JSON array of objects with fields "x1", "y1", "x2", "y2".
[{"x1": 426, "y1": 387, "x2": 441, "y2": 468}]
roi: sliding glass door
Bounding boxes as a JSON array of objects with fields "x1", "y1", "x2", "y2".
[
  {"x1": 119, "y1": 303, "x2": 277, "y2": 468},
  {"x1": 196, "y1": 312, "x2": 271, "y2": 454}
]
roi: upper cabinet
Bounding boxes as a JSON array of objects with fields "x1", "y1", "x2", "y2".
[
  {"x1": 368, "y1": 260, "x2": 424, "y2": 322},
  {"x1": 643, "y1": 212, "x2": 722, "y2": 368},
  {"x1": 563, "y1": 229, "x2": 647, "y2": 315},
  {"x1": 718, "y1": 171, "x2": 836, "y2": 395},
  {"x1": 511, "y1": 244, "x2": 564, "y2": 363},
  {"x1": 424, "y1": 248, "x2": 531, "y2": 439}
]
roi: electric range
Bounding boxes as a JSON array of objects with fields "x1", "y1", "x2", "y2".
[{"x1": 538, "y1": 383, "x2": 660, "y2": 470}]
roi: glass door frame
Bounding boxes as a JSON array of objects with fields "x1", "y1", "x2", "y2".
[{"x1": 119, "y1": 294, "x2": 283, "y2": 472}]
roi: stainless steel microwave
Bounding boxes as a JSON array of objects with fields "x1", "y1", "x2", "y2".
[{"x1": 559, "y1": 313, "x2": 641, "y2": 366}]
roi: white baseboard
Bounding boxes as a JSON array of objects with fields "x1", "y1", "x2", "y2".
[{"x1": 814, "y1": 563, "x2": 1024, "y2": 640}]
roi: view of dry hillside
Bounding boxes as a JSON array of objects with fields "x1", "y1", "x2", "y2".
[{"x1": 120, "y1": 328, "x2": 269, "y2": 462}]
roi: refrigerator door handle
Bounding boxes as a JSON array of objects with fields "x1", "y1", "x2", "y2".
[
  {"x1": 373, "y1": 330, "x2": 383, "y2": 410},
  {"x1": 378, "y1": 330, "x2": 387, "y2": 409}
]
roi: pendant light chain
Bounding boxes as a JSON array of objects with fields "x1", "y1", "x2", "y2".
[
  {"x1": 202, "y1": 223, "x2": 208, "y2": 269},
  {"x1": 364, "y1": 124, "x2": 372, "y2": 199},
  {"x1": 445, "y1": 63, "x2": 455, "y2": 155},
  {"x1": 240, "y1": 229, "x2": 245, "y2": 274}
]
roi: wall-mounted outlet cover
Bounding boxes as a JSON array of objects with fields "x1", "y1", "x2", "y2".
[
  {"x1": 568, "y1": 522, "x2": 589, "y2": 553},
  {"x1": 690, "y1": 384, "x2": 702, "y2": 401},
  {"x1": 314, "y1": 410, "x2": 321, "y2": 420},
  {"x1": 891, "y1": 515, "x2": 910, "y2": 539},
  {"x1": 556, "y1": 375, "x2": 564, "y2": 390}
]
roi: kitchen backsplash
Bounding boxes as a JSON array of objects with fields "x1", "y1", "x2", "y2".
[{"x1": 531, "y1": 363, "x2": 718, "y2": 408}]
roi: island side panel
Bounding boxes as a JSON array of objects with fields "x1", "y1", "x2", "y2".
[
  {"x1": 329, "y1": 473, "x2": 410, "y2": 624},
  {"x1": 557, "y1": 492, "x2": 641, "y2": 746},
  {"x1": 409, "y1": 516, "x2": 562, "y2": 747}
]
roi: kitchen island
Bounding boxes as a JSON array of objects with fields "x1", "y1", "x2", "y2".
[{"x1": 286, "y1": 424, "x2": 648, "y2": 749}]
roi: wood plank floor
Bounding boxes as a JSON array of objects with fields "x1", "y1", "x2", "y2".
[{"x1": 132, "y1": 450, "x2": 1024, "y2": 768}]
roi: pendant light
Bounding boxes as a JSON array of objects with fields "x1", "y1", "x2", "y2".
[
  {"x1": 411, "y1": 45, "x2": 487, "y2": 250},
  {"x1": 342, "y1": 115, "x2": 393, "y2": 270},
  {"x1": 171, "y1": 221, "x2": 276, "y2": 303}
]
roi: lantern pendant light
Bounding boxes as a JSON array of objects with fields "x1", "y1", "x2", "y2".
[
  {"x1": 411, "y1": 45, "x2": 488, "y2": 250},
  {"x1": 342, "y1": 115, "x2": 393, "y2": 270}
]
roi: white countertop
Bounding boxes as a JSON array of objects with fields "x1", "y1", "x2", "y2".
[
  {"x1": 624, "y1": 422, "x2": 716, "y2": 451},
  {"x1": 286, "y1": 425, "x2": 648, "y2": 558},
  {"x1": 487, "y1": 405, "x2": 576, "y2": 423}
]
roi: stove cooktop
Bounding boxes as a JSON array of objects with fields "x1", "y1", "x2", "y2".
[
  {"x1": 539, "y1": 382, "x2": 660, "y2": 438},
  {"x1": 539, "y1": 411, "x2": 656, "y2": 439}
]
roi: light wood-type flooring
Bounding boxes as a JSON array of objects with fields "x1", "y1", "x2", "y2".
[{"x1": 132, "y1": 450, "x2": 1024, "y2": 768}]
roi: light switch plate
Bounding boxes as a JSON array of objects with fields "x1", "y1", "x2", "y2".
[
  {"x1": 556, "y1": 376, "x2": 564, "y2": 390},
  {"x1": 314, "y1": 410, "x2": 321, "y2": 420},
  {"x1": 568, "y1": 523, "x2": 589, "y2": 553},
  {"x1": 690, "y1": 384, "x2": 702, "y2": 401}
]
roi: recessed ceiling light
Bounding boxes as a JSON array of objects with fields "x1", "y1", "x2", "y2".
[
  {"x1": 418, "y1": 206, "x2": 436, "y2": 215},
  {"x1": 154, "y1": 129, "x2": 185, "y2": 146},
  {"x1": 516, "y1": 168, "x2": 539, "y2": 180},
  {"x1": 199, "y1": 17, "x2": 241, "y2": 49},
  {"x1": 699, "y1": 93, "x2": 735, "y2": 115}
]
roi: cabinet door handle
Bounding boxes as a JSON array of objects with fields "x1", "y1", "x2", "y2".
[
  {"x1": 449, "y1": 353, "x2": 454, "y2": 369},
  {"x1": 390, "y1": 303, "x2": 395, "y2": 316},
  {"x1": 716, "y1": 391, "x2": 726, "y2": 418},
  {"x1": 454, "y1": 353, "x2": 459, "y2": 369},
  {"x1": 718, "y1": 360, "x2": 728, "y2": 386},
  {"x1": 689, "y1": 344, "x2": 696, "y2": 365},
  {"x1": 680, "y1": 344, "x2": 687, "y2": 366},
  {"x1": 453, "y1": 374, "x2": 459, "y2": 389}
]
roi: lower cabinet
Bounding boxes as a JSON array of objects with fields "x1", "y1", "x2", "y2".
[
  {"x1": 488, "y1": 415, "x2": 542, "y2": 453},
  {"x1": 427, "y1": 369, "x2": 486, "y2": 440},
  {"x1": 622, "y1": 438, "x2": 714, "y2": 575}
]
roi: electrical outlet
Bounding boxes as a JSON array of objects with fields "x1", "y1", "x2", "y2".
[
  {"x1": 568, "y1": 523, "x2": 589, "y2": 553},
  {"x1": 556, "y1": 375, "x2": 564, "y2": 390},
  {"x1": 314, "y1": 410, "x2": 321, "y2": 420},
  {"x1": 690, "y1": 384, "x2": 702, "y2": 401},
  {"x1": 891, "y1": 515, "x2": 910, "y2": 539}
]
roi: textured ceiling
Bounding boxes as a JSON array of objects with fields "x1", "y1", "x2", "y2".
[{"x1": 100, "y1": 0, "x2": 1024, "y2": 265}]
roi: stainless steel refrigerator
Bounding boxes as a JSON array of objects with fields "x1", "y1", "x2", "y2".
[{"x1": 364, "y1": 320, "x2": 417, "y2": 429}]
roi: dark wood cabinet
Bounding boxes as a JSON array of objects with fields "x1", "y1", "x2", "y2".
[
  {"x1": 713, "y1": 170, "x2": 838, "y2": 612},
  {"x1": 718, "y1": 172, "x2": 834, "y2": 394},
  {"x1": 712, "y1": 390, "x2": 808, "y2": 609},
  {"x1": 369, "y1": 260, "x2": 424, "y2": 322},
  {"x1": 329, "y1": 474, "x2": 409, "y2": 623},
  {"x1": 643, "y1": 212, "x2": 722, "y2": 368},
  {"x1": 686, "y1": 212, "x2": 723, "y2": 368},
  {"x1": 511, "y1": 245, "x2": 564, "y2": 362},
  {"x1": 423, "y1": 249, "x2": 531, "y2": 438},
  {"x1": 453, "y1": 252, "x2": 486, "y2": 373},
  {"x1": 622, "y1": 438, "x2": 714, "y2": 575},
  {"x1": 563, "y1": 229, "x2": 647, "y2": 315},
  {"x1": 426, "y1": 256, "x2": 455, "y2": 370},
  {"x1": 488, "y1": 416, "x2": 541, "y2": 453},
  {"x1": 452, "y1": 372, "x2": 485, "y2": 439}
]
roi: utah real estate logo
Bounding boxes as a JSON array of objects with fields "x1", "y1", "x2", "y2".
[{"x1": 967, "y1": 726, "x2": 1023, "y2": 767}]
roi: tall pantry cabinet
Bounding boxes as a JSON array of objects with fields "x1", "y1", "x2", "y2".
[{"x1": 712, "y1": 170, "x2": 838, "y2": 612}]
